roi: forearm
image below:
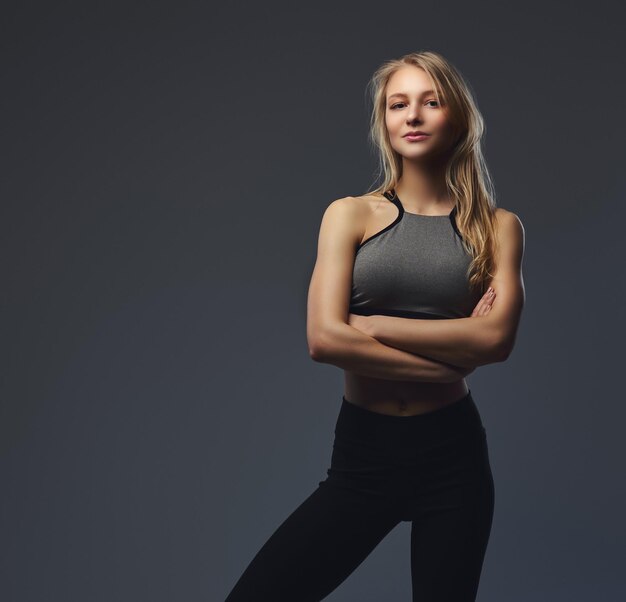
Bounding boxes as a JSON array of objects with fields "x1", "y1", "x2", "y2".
[
  {"x1": 370, "y1": 314, "x2": 504, "y2": 368},
  {"x1": 311, "y1": 323, "x2": 466, "y2": 383}
]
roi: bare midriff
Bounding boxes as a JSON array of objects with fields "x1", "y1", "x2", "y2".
[{"x1": 343, "y1": 371, "x2": 469, "y2": 416}]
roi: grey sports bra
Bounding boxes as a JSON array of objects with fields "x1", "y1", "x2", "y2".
[{"x1": 349, "y1": 189, "x2": 483, "y2": 319}]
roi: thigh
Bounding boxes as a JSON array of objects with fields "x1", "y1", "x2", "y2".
[
  {"x1": 409, "y1": 433, "x2": 495, "y2": 602},
  {"x1": 225, "y1": 480, "x2": 401, "y2": 602}
]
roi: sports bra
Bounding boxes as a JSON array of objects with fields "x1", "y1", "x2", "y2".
[{"x1": 349, "y1": 189, "x2": 483, "y2": 320}]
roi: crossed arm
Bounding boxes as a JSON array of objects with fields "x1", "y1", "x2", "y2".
[{"x1": 348, "y1": 210, "x2": 526, "y2": 369}]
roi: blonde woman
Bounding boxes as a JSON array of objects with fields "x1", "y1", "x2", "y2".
[{"x1": 226, "y1": 50, "x2": 525, "y2": 602}]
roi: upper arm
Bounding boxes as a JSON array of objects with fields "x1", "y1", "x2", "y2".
[
  {"x1": 306, "y1": 197, "x2": 365, "y2": 359},
  {"x1": 485, "y1": 209, "x2": 526, "y2": 360}
]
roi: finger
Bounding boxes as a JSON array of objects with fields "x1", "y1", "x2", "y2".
[
  {"x1": 471, "y1": 298, "x2": 486, "y2": 317},
  {"x1": 471, "y1": 288, "x2": 496, "y2": 317},
  {"x1": 482, "y1": 290, "x2": 495, "y2": 310},
  {"x1": 472, "y1": 299, "x2": 487, "y2": 317},
  {"x1": 474, "y1": 293, "x2": 491, "y2": 315},
  {"x1": 478, "y1": 295, "x2": 494, "y2": 316}
]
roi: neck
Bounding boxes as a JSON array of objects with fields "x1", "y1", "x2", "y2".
[{"x1": 396, "y1": 157, "x2": 452, "y2": 213}]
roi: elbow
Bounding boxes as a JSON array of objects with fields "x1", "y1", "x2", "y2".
[
  {"x1": 309, "y1": 341, "x2": 327, "y2": 362},
  {"x1": 308, "y1": 329, "x2": 335, "y2": 363},
  {"x1": 492, "y1": 333, "x2": 515, "y2": 363},
  {"x1": 476, "y1": 329, "x2": 512, "y2": 365},
  {"x1": 499, "y1": 343, "x2": 514, "y2": 362},
  {"x1": 308, "y1": 335, "x2": 323, "y2": 361},
  {"x1": 308, "y1": 321, "x2": 351, "y2": 363},
  {"x1": 492, "y1": 346, "x2": 509, "y2": 363}
]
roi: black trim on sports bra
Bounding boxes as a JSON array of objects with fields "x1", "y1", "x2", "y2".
[
  {"x1": 355, "y1": 191, "x2": 404, "y2": 252},
  {"x1": 390, "y1": 188, "x2": 464, "y2": 242},
  {"x1": 349, "y1": 306, "x2": 449, "y2": 319},
  {"x1": 355, "y1": 189, "x2": 464, "y2": 254}
]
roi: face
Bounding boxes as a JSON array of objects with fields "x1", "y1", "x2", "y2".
[{"x1": 384, "y1": 65, "x2": 459, "y2": 161}]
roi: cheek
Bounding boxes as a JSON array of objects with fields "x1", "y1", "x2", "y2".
[
  {"x1": 434, "y1": 117, "x2": 457, "y2": 140},
  {"x1": 385, "y1": 113, "x2": 398, "y2": 134},
  {"x1": 432, "y1": 113, "x2": 451, "y2": 129}
]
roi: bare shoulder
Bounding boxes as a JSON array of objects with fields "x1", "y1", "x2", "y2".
[
  {"x1": 494, "y1": 207, "x2": 525, "y2": 243},
  {"x1": 319, "y1": 193, "x2": 383, "y2": 240},
  {"x1": 332, "y1": 192, "x2": 392, "y2": 223},
  {"x1": 352, "y1": 192, "x2": 391, "y2": 213},
  {"x1": 325, "y1": 193, "x2": 385, "y2": 216},
  {"x1": 492, "y1": 207, "x2": 525, "y2": 266}
]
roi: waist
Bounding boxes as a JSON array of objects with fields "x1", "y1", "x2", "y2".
[
  {"x1": 335, "y1": 389, "x2": 485, "y2": 457},
  {"x1": 344, "y1": 371, "x2": 468, "y2": 416}
]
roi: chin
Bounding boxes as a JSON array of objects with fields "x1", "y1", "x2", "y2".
[{"x1": 400, "y1": 148, "x2": 438, "y2": 159}]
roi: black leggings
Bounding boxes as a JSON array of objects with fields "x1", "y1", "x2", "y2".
[{"x1": 225, "y1": 390, "x2": 495, "y2": 602}]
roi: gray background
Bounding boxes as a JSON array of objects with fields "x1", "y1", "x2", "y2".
[{"x1": 3, "y1": 1, "x2": 625, "y2": 600}]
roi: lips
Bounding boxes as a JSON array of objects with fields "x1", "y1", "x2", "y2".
[{"x1": 403, "y1": 131, "x2": 430, "y2": 137}]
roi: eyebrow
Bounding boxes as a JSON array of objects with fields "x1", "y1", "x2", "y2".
[{"x1": 387, "y1": 90, "x2": 436, "y2": 100}]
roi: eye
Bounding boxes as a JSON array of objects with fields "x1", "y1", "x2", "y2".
[{"x1": 389, "y1": 100, "x2": 440, "y2": 110}]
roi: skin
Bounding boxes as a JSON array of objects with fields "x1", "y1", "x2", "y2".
[
  {"x1": 384, "y1": 64, "x2": 461, "y2": 215},
  {"x1": 344, "y1": 66, "x2": 520, "y2": 415},
  {"x1": 306, "y1": 64, "x2": 525, "y2": 416},
  {"x1": 343, "y1": 290, "x2": 497, "y2": 416}
]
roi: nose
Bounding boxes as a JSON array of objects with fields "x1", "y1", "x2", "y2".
[{"x1": 406, "y1": 103, "x2": 423, "y2": 124}]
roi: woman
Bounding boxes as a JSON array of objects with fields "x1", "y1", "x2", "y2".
[{"x1": 225, "y1": 50, "x2": 525, "y2": 602}]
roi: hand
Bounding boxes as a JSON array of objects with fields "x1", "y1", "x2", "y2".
[
  {"x1": 470, "y1": 286, "x2": 496, "y2": 317},
  {"x1": 348, "y1": 313, "x2": 374, "y2": 336}
]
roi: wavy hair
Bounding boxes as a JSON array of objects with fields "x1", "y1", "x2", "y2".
[{"x1": 364, "y1": 50, "x2": 499, "y2": 293}]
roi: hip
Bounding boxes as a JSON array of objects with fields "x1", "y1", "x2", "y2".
[{"x1": 325, "y1": 390, "x2": 491, "y2": 493}]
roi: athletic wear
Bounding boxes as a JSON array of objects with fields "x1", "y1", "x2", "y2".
[
  {"x1": 349, "y1": 189, "x2": 483, "y2": 319},
  {"x1": 224, "y1": 191, "x2": 497, "y2": 601},
  {"x1": 224, "y1": 390, "x2": 495, "y2": 601}
]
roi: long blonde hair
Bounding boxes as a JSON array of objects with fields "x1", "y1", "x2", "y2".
[{"x1": 364, "y1": 50, "x2": 499, "y2": 293}]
